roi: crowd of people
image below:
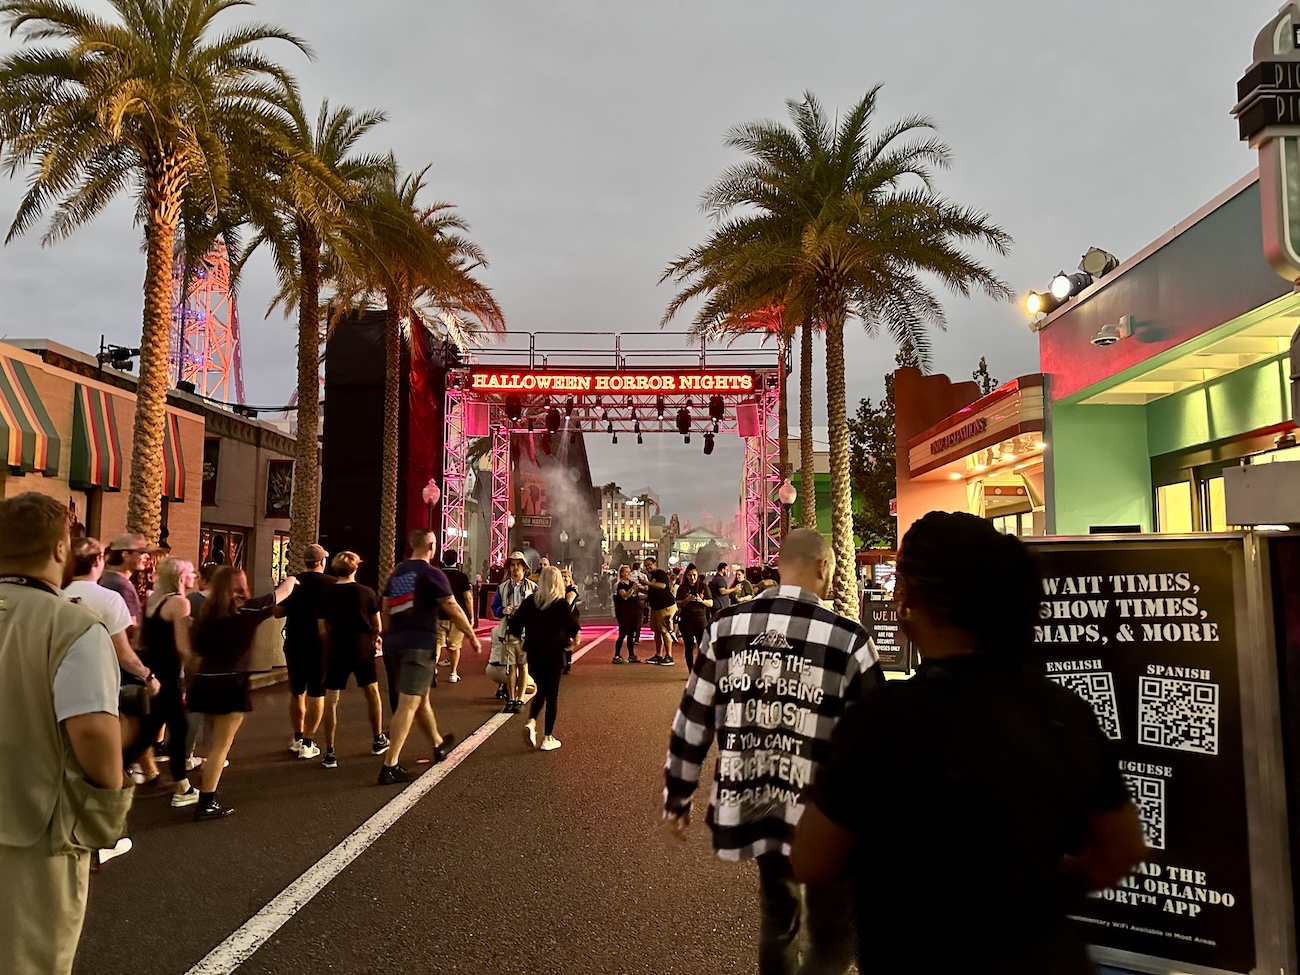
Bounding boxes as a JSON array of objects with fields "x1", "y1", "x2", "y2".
[{"x1": 0, "y1": 488, "x2": 1149, "y2": 975}]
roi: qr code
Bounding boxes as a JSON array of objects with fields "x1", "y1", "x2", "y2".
[
  {"x1": 1123, "y1": 773, "x2": 1166, "y2": 850},
  {"x1": 1138, "y1": 678, "x2": 1219, "y2": 755},
  {"x1": 1048, "y1": 672, "x2": 1121, "y2": 740}
]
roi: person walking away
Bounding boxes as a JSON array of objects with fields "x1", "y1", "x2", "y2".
[
  {"x1": 664, "y1": 529, "x2": 883, "y2": 975},
  {"x1": 189, "y1": 568, "x2": 297, "y2": 818},
  {"x1": 139, "y1": 558, "x2": 202, "y2": 809},
  {"x1": 319, "y1": 551, "x2": 387, "y2": 768},
  {"x1": 508, "y1": 567, "x2": 580, "y2": 752},
  {"x1": 792, "y1": 512, "x2": 1148, "y2": 975},
  {"x1": 709, "y1": 562, "x2": 740, "y2": 620},
  {"x1": 437, "y1": 549, "x2": 475, "y2": 683},
  {"x1": 612, "y1": 564, "x2": 641, "y2": 663},
  {"x1": 182, "y1": 563, "x2": 217, "y2": 773},
  {"x1": 283, "y1": 544, "x2": 336, "y2": 761},
  {"x1": 674, "y1": 563, "x2": 712, "y2": 672},
  {"x1": 0, "y1": 494, "x2": 131, "y2": 975},
  {"x1": 491, "y1": 552, "x2": 537, "y2": 711},
  {"x1": 644, "y1": 556, "x2": 676, "y2": 665},
  {"x1": 378, "y1": 530, "x2": 480, "y2": 785},
  {"x1": 561, "y1": 565, "x2": 581, "y2": 674}
]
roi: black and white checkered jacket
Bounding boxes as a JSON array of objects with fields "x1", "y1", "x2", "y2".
[{"x1": 663, "y1": 585, "x2": 882, "y2": 861}]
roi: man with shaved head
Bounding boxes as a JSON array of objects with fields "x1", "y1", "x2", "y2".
[{"x1": 663, "y1": 529, "x2": 882, "y2": 975}]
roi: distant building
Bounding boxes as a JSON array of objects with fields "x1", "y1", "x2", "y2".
[
  {"x1": 669, "y1": 525, "x2": 727, "y2": 566},
  {"x1": 600, "y1": 486, "x2": 654, "y2": 561}
]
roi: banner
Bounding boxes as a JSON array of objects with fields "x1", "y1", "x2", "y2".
[{"x1": 1028, "y1": 537, "x2": 1254, "y2": 974}]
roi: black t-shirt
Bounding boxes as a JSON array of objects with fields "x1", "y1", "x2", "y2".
[
  {"x1": 809, "y1": 656, "x2": 1130, "y2": 975},
  {"x1": 647, "y1": 569, "x2": 675, "y2": 610},
  {"x1": 708, "y1": 575, "x2": 732, "y2": 614},
  {"x1": 615, "y1": 580, "x2": 639, "y2": 620},
  {"x1": 282, "y1": 572, "x2": 334, "y2": 652},
  {"x1": 676, "y1": 578, "x2": 711, "y2": 628},
  {"x1": 443, "y1": 567, "x2": 472, "y2": 607},
  {"x1": 322, "y1": 581, "x2": 381, "y2": 655}
]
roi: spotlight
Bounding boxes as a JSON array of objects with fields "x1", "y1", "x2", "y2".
[
  {"x1": 708, "y1": 396, "x2": 725, "y2": 421},
  {"x1": 712, "y1": 419, "x2": 720, "y2": 434},
  {"x1": 634, "y1": 419, "x2": 641, "y2": 435},
  {"x1": 607, "y1": 420, "x2": 614, "y2": 434},
  {"x1": 685, "y1": 433, "x2": 691, "y2": 445},
  {"x1": 626, "y1": 397, "x2": 633, "y2": 410},
  {"x1": 612, "y1": 432, "x2": 618, "y2": 445},
  {"x1": 545, "y1": 407, "x2": 562, "y2": 434},
  {"x1": 637, "y1": 432, "x2": 643, "y2": 445},
  {"x1": 656, "y1": 396, "x2": 665, "y2": 420},
  {"x1": 505, "y1": 395, "x2": 523, "y2": 422},
  {"x1": 594, "y1": 397, "x2": 602, "y2": 410},
  {"x1": 1050, "y1": 271, "x2": 1091, "y2": 301},
  {"x1": 1080, "y1": 247, "x2": 1120, "y2": 277},
  {"x1": 675, "y1": 407, "x2": 691, "y2": 435},
  {"x1": 1025, "y1": 290, "x2": 1062, "y2": 317},
  {"x1": 564, "y1": 397, "x2": 574, "y2": 418},
  {"x1": 703, "y1": 432, "x2": 715, "y2": 455}
]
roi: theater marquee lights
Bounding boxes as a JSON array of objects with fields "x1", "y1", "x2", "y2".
[{"x1": 468, "y1": 370, "x2": 756, "y2": 394}]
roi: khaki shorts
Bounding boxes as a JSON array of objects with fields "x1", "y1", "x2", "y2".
[
  {"x1": 436, "y1": 619, "x2": 465, "y2": 652},
  {"x1": 651, "y1": 606, "x2": 676, "y2": 634},
  {"x1": 501, "y1": 632, "x2": 527, "y2": 668}
]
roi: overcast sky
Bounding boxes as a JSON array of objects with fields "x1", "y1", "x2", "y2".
[{"x1": 0, "y1": 0, "x2": 1276, "y2": 524}]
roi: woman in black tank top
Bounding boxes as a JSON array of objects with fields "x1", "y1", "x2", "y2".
[{"x1": 140, "y1": 558, "x2": 199, "y2": 810}]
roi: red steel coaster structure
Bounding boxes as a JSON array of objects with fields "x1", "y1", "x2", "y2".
[
  {"x1": 442, "y1": 331, "x2": 783, "y2": 569},
  {"x1": 169, "y1": 241, "x2": 246, "y2": 403}
]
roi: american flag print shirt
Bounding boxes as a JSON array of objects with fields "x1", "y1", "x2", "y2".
[{"x1": 663, "y1": 585, "x2": 882, "y2": 861}]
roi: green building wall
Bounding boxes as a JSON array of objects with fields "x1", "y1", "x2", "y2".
[{"x1": 790, "y1": 470, "x2": 833, "y2": 541}]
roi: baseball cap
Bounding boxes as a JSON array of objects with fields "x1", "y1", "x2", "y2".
[
  {"x1": 304, "y1": 543, "x2": 328, "y2": 564},
  {"x1": 507, "y1": 551, "x2": 528, "y2": 563}
]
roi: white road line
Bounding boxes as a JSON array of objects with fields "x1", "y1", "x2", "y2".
[{"x1": 184, "y1": 626, "x2": 617, "y2": 975}]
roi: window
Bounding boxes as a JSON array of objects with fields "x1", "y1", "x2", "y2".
[
  {"x1": 1203, "y1": 477, "x2": 1227, "y2": 533},
  {"x1": 271, "y1": 532, "x2": 291, "y2": 583},
  {"x1": 991, "y1": 512, "x2": 1033, "y2": 536},
  {"x1": 199, "y1": 525, "x2": 247, "y2": 569},
  {"x1": 1156, "y1": 481, "x2": 1194, "y2": 534}
]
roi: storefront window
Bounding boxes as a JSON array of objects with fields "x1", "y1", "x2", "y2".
[
  {"x1": 1156, "y1": 481, "x2": 1195, "y2": 534},
  {"x1": 992, "y1": 512, "x2": 1033, "y2": 536},
  {"x1": 1204, "y1": 476, "x2": 1227, "y2": 532},
  {"x1": 199, "y1": 525, "x2": 246, "y2": 569}
]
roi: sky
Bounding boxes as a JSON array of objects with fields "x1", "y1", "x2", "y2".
[{"x1": 0, "y1": 0, "x2": 1277, "y2": 524}]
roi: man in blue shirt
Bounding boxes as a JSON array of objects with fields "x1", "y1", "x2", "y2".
[{"x1": 379, "y1": 530, "x2": 481, "y2": 785}]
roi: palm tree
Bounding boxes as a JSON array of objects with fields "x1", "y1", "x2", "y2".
[
  {"x1": 242, "y1": 94, "x2": 391, "y2": 572},
  {"x1": 0, "y1": 0, "x2": 309, "y2": 543},
  {"x1": 663, "y1": 90, "x2": 1012, "y2": 617},
  {"x1": 336, "y1": 163, "x2": 504, "y2": 581}
]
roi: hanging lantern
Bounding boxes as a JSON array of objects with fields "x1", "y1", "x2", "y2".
[
  {"x1": 778, "y1": 478, "x2": 797, "y2": 505},
  {"x1": 421, "y1": 480, "x2": 441, "y2": 506}
]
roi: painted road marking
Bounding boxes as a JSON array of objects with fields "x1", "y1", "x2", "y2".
[{"x1": 185, "y1": 626, "x2": 618, "y2": 975}]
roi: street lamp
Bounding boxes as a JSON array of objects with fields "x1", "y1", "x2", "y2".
[{"x1": 559, "y1": 529, "x2": 569, "y2": 563}]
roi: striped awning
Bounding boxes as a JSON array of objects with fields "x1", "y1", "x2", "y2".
[
  {"x1": 71, "y1": 384, "x2": 124, "y2": 491},
  {"x1": 162, "y1": 413, "x2": 186, "y2": 502},
  {"x1": 0, "y1": 357, "x2": 59, "y2": 476}
]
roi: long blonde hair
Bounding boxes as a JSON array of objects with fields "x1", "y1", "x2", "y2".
[
  {"x1": 146, "y1": 557, "x2": 193, "y2": 614},
  {"x1": 533, "y1": 565, "x2": 565, "y2": 609}
]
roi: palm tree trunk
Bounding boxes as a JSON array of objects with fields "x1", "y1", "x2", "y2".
[
  {"x1": 799, "y1": 323, "x2": 817, "y2": 531},
  {"x1": 288, "y1": 225, "x2": 322, "y2": 575},
  {"x1": 126, "y1": 152, "x2": 184, "y2": 542},
  {"x1": 777, "y1": 331, "x2": 790, "y2": 538},
  {"x1": 824, "y1": 311, "x2": 858, "y2": 620},
  {"x1": 378, "y1": 298, "x2": 403, "y2": 584}
]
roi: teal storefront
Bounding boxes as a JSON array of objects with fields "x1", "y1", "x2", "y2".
[{"x1": 1038, "y1": 173, "x2": 1298, "y2": 534}]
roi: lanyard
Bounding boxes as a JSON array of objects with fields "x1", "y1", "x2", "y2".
[{"x1": 0, "y1": 575, "x2": 62, "y2": 597}]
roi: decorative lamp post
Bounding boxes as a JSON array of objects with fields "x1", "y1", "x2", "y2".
[
  {"x1": 778, "y1": 478, "x2": 798, "y2": 506},
  {"x1": 421, "y1": 479, "x2": 441, "y2": 529}
]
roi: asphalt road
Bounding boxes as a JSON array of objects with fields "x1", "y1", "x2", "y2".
[{"x1": 76, "y1": 623, "x2": 762, "y2": 975}]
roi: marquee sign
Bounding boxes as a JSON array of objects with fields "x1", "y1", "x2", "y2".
[{"x1": 468, "y1": 369, "x2": 756, "y2": 395}]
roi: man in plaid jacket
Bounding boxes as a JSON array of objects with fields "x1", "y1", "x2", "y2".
[{"x1": 664, "y1": 529, "x2": 882, "y2": 975}]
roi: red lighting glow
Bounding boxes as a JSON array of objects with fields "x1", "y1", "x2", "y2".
[{"x1": 468, "y1": 370, "x2": 755, "y2": 394}]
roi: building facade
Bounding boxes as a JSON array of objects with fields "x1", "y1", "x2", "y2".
[{"x1": 600, "y1": 488, "x2": 653, "y2": 561}]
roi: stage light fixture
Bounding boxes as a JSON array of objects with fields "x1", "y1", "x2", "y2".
[
  {"x1": 505, "y1": 395, "x2": 523, "y2": 421},
  {"x1": 527, "y1": 418, "x2": 535, "y2": 433},
  {"x1": 612, "y1": 432, "x2": 618, "y2": 445},
  {"x1": 637, "y1": 432, "x2": 643, "y2": 444},
  {"x1": 656, "y1": 396, "x2": 665, "y2": 419},
  {"x1": 1025, "y1": 290, "x2": 1062, "y2": 317},
  {"x1": 1050, "y1": 271, "x2": 1091, "y2": 301},
  {"x1": 626, "y1": 397, "x2": 633, "y2": 410},
  {"x1": 675, "y1": 407, "x2": 691, "y2": 435},
  {"x1": 607, "y1": 420, "x2": 614, "y2": 434},
  {"x1": 703, "y1": 432, "x2": 715, "y2": 455},
  {"x1": 564, "y1": 397, "x2": 574, "y2": 418},
  {"x1": 1080, "y1": 247, "x2": 1120, "y2": 278},
  {"x1": 685, "y1": 433, "x2": 691, "y2": 445},
  {"x1": 708, "y1": 395, "x2": 725, "y2": 421},
  {"x1": 545, "y1": 407, "x2": 562, "y2": 433}
]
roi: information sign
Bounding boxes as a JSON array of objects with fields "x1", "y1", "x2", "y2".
[
  {"x1": 1027, "y1": 538, "x2": 1254, "y2": 974},
  {"x1": 861, "y1": 598, "x2": 911, "y2": 673}
]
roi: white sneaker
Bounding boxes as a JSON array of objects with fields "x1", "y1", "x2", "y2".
[
  {"x1": 289, "y1": 738, "x2": 302, "y2": 755},
  {"x1": 171, "y1": 787, "x2": 199, "y2": 808},
  {"x1": 99, "y1": 837, "x2": 133, "y2": 864},
  {"x1": 185, "y1": 756, "x2": 205, "y2": 771},
  {"x1": 448, "y1": 673, "x2": 460, "y2": 683},
  {"x1": 297, "y1": 742, "x2": 321, "y2": 760},
  {"x1": 438, "y1": 658, "x2": 451, "y2": 667},
  {"x1": 539, "y1": 736, "x2": 562, "y2": 752},
  {"x1": 525, "y1": 719, "x2": 538, "y2": 749}
]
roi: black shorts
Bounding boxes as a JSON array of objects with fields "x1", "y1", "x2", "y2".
[
  {"x1": 188, "y1": 673, "x2": 252, "y2": 715},
  {"x1": 285, "y1": 642, "x2": 327, "y2": 697},
  {"x1": 326, "y1": 644, "x2": 379, "y2": 691}
]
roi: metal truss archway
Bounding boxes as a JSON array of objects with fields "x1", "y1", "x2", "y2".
[{"x1": 440, "y1": 332, "x2": 783, "y2": 569}]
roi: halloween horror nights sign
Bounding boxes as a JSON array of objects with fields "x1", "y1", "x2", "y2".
[{"x1": 468, "y1": 370, "x2": 756, "y2": 394}]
